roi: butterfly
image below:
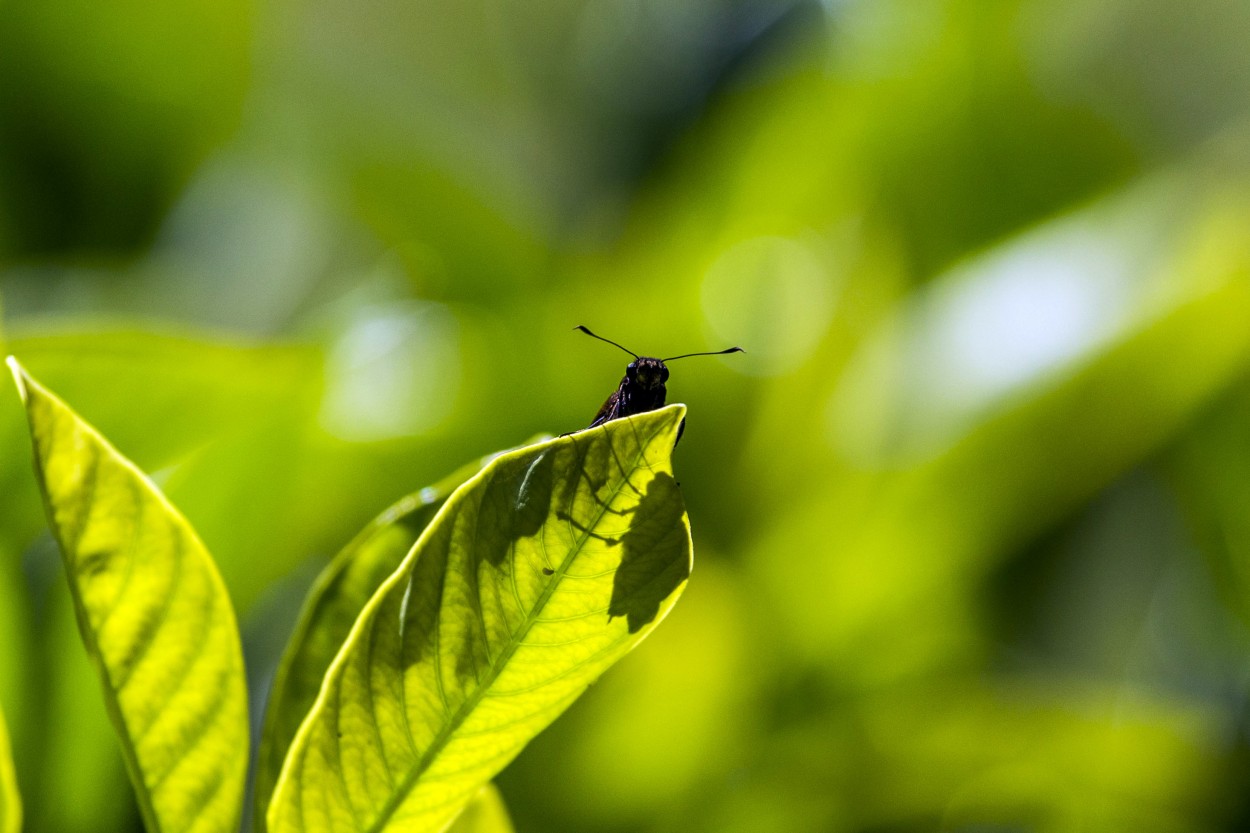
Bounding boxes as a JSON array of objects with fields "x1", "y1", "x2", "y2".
[{"x1": 575, "y1": 325, "x2": 743, "y2": 435}]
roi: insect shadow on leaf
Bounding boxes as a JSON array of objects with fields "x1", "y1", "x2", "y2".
[
  {"x1": 554, "y1": 428, "x2": 644, "y2": 547},
  {"x1": 397, "y1": 424, "x2": 684, "y2": 693},
  {"x1": 609, "y1": 472, "x2": 688, "y2": 633},
  {"x1": 557, "y1": 461, "x2": 689, "y2": 633}
]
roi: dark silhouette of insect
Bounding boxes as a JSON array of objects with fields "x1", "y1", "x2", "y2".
[{"x1": 575, "y1": 325, "x2": 743, "y2": 434}]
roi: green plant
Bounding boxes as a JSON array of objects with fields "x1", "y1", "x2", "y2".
[{"x1": 1, "y1": 357, "x2": 693, "y2": 833}]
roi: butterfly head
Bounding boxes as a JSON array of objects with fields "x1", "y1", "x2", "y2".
[{"x1": 627, "y1": 357, "x2": 669, "y2": 390}]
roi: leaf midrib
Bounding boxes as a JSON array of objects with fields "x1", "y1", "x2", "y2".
[{"x1": 363, "y1": 420, "x2": 663, "y2": 833}]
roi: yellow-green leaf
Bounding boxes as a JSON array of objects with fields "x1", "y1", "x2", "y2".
[
  {"x1": 0, "y1": 706, "x2": 19, "y2": 833},
  {"x1": 268, "y1": 405, "x2": 691, "y2": 833},
  {"x1": 447, "y1": 784, "x2": 514, "y2": 833},
  {"x1": 255, "y1": 441, "x2": 549, "y2": 828},
  {"x1": 7, "y1": 357, "x2": 249, "y2": 833}
]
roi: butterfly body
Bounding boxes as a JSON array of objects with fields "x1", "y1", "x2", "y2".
[{"x1": 589, "y1": 357, "x2": 670, "y2": 428}]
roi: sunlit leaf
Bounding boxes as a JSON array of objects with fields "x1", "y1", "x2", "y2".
[
  {"x1": 254, "y1": 441, "x2": 549, "y2": 828},
  {"x1": 447, "y1": 784, "x2": 514, "y2": 833},
  {"x1": 7, "y1": 358, "x2": 249, "y2": 833},
  {"x1": 268, "y1": 405, "x2": 691, "y2": 833},
  {"x1": 0, "y1": 706, "x2": 19, "y2": 833}
]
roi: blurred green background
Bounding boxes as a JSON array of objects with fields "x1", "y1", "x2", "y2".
[{"x1": 3, "y1": 0, "x2": 1250, "y2": 830}]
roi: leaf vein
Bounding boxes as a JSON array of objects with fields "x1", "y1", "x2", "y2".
[{"x1": 357, "y1": 413, "x2": 671, "y2": 833}]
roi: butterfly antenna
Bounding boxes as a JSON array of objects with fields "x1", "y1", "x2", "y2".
[
  {"x1": 574, "y1": 325, "x2": 639, "y2": 359},
  {"x1": 663, "y1": 346, "x2": 745, "y2": 361}
]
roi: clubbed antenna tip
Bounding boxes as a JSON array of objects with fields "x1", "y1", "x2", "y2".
[
  {"x1": 663, "y1": 346, "x2": 745, "y2": 361},
  {"x1": 574, "y1": 326, "x2": 639, "y2": 359}
]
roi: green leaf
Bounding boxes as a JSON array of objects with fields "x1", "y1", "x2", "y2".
[
  {"x1": 0, "y1": 706, "x2": 19, "y2": 833},
  {"x1": 255, "y1": 442, "x2": 549, "y2": 828},
  {"x1": 7, "y1": 358, "x2": 249, "y2": 833},
  {"x1": 268, "y1": 405, "x2": 691, "y2": 833},
  {"x1": 447, "y1": 784, "x2": 514, "y2": 833}
]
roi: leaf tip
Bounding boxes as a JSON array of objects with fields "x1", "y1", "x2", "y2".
[
  {"x1": 5, "y1": 356, "x2": 27, "y2": 404},
  {"x1": 664, "y1": 402, "x2": 688, "y2": 434}
]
